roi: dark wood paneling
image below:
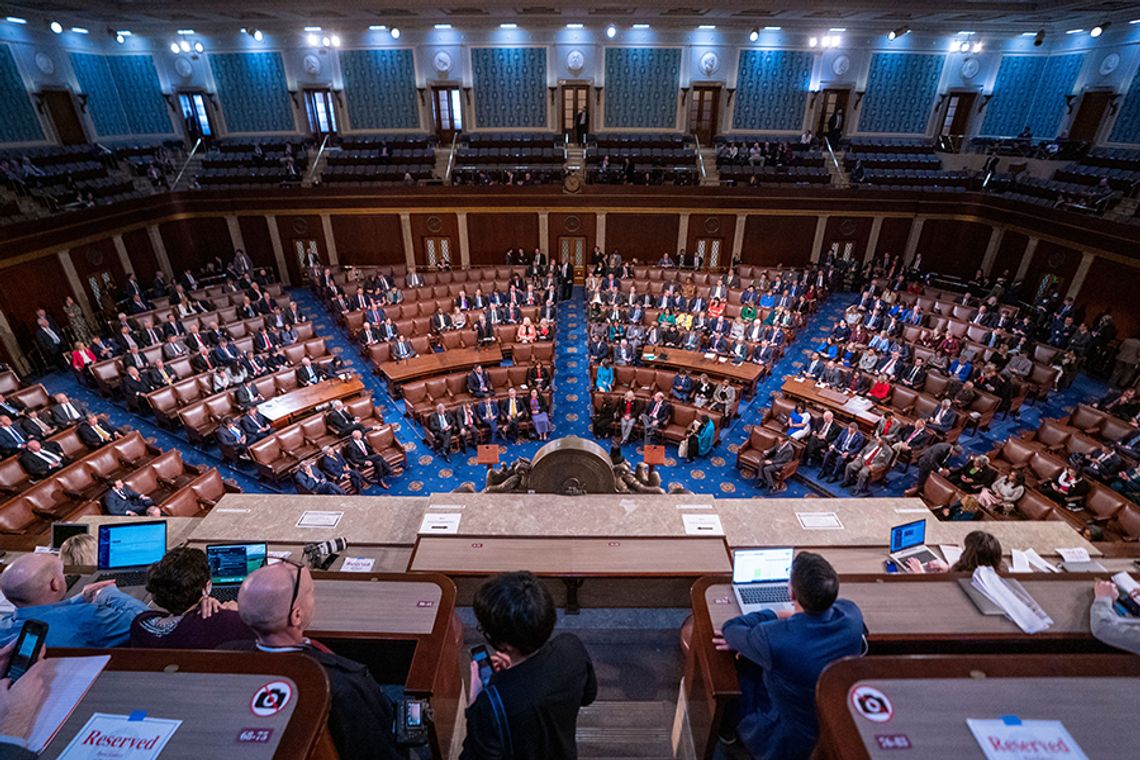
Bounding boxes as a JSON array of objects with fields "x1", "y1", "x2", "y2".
[
  {"x1": 160, "y1": 217, "x2": 232, "y2": 274},
  {"x1": 685, "y1": 214, "x2": 737, "y2": 264},
  {"x1": 741, "y1": 215, "x2": 816, "y2": 266},
  {"x1": 992, "y1": 230, "x2": 1028, "y2": 279},
  {"x1": 822, "y1": 216, "x2": 873, "y2": 263},
  {"x1": 1024, "y1": 240, "x2": 1081, "y2": 298},
  {"x1": 546, "y1": 213, "x2": 596, "y2": 265},
  {"x1": 0, "y1": 256, "x2": 77, "y2": 358},
  {"x1": 330, "y1": 214, "x2": 404, "y2": 266},
  {"x1": 606, "y1": 213, "x2": 680, "y2": 261},
  {"x1": 69, "y1": 237, "x2": 126, "y2": 286},
  {"x1": 1079, "y1": 257, "x2": 1139, "y2": 338},
  {"x1": 918, "y1": 219, "x2": 991, "y2": 278},
  {"x1": 466, "y1": 213, "x2": 540, "y2": 265},
  {"x1": 275, "y1": 215, "x2": 326, "y2": 284},
  {"x1": 408, "y1": 213, "x2": 458, "y2": 268},
  {"x1": 238, "y1": 216, "x2": 275, "y2": 274},
  {"x1": 877, "y1": 218, "x2": 912, "y2": 259},
  {"x1": 122, "y1": 227, "x2": 157, "y2": 284}
]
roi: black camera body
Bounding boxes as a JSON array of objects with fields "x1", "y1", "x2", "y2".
[{"x1": 395, "y1": 697, "x2": 433, "y2": 746}]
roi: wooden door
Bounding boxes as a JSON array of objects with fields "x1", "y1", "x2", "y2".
[
  {"x1": 1069, "y1": 91, "x2": 1113, "y2": 144},
  {"x1": 41, "y1": 89, "x2": 87, "y2": 144},
  {"x1": 562, "y1": 85, "x2": 589, "y2": 143},
  {"x1": 941, "y1": 92, "x2": 977, "y2": 138},
  {"x1": 431, "y1": 86, "x2": 463, "y2": 143},
  {"x1": 688, "y1": 86, "x2": 720, "y2": 146},
  {"x1": 816, "y1": 89, "x2": 850, "y2": 144},
  {"x1": 304, "y1": 89, "x2": 339, "y2": 137},
  {"x1": 558, "y1": 236, "x2": 586, "y2": 282},
  {"x1": 421, "y1": 237, "x2": 453, "y2": 269}
]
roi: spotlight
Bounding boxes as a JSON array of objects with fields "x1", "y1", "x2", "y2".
[
  {"x1": 972, "y1": 42, "x2": 983, "y2": 53},
  {"x1": 749, "y1": 27, "x2": 759, "y2": 42},
  {"x1": 193, "y1": 41, "x2": 204, "y2": 53},
  {"x1": 179, "y1": 40, "x2": 191, "y2": 52},
  {"x1": 72, "y1": 27, "x2": 89, "y2": 34},
  {"x1": 5, "y1": 16, "x2": 25, "y2": 24},
  {"x1": 170, "y1": 42, "x2": 180, "y2": 54},
  {"x1": 500, "y1": 23, "x2": 518, "y2": 29},
  {"x1": 253, "y1": 29, "x2": 263, "y2": 41},
  {"x1": 115, "y1": 33, "x2": 124, "y2": 44},
  {"x1": 888, "y1": 26, "x2": 910, "y2": 41},
  {"x1": 331, "y1": 35, "x2": 341, "y2": 47},
  {"x1": 606, "y1": 24, "x2": 617, "y2": 38},
  {"x1": 50, "y1": 20, "x2": 63, "y2": 34},
  {"x1": 390, "y1": 27, "x2": 400, "y2": 39},
  {"x1": 809, "y1": 36, "x2": 818, "y2": 48},
  {"x1": 632, "y1": 24, "x2": 650, "y2": 30},
  {"x1": 307, "y1": 33, "x2": 319, "y2": 46},
  {"x1": 321, "y1": 35, "x2": 331, "y2": 47},
  {"x1": 566, "y1": 23, "x2": 584, "y2": 29},
  {"x1": 1033, "y1": 29, "x2": 1045, "y2": 46},
  {"x1": 368, "y1": 25, "x2": 387, "y2": 31},
  {"x1": 1090, "y1": 22, "x2": 1110, "y2": 38}
]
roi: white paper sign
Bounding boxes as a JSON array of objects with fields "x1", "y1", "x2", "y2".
[
  {"x1": 340, "y1": 557, "x2": 375, "y2": 573},
  {"x1": 295, "y1": 510, "x2": 343, "y2": 528},
  {"x1": 419, "y1": 513, "x2": 461, "y2": 534},
  {"x1": 57, "y1": 713, "x2": 182, "y2": 760},
  {"x1": 939, "y1": 544, "x2": 963, "y2": 567},
  {"x1": 682, "y1": 514, "x2": 724, "y2": 536},
  {"x1": 214, "y1": 507, "x2": 251, "y2": 513},
  {"x1": 894, "y1": 507, "x2": 929, "y2": 514},
  {"x1": 1055, "y1": 547, "x2": 1090, "y2": 564},
  {"x1": 796, "y1": 512, "x2": 844, "y2": 530},
  {"x1": 966, "y1": 718, "x2": 1088, "y2": 760},
  {"x1": 427, "y1": 503, "x2": 465, "y2": 510},
  {"x1": 675, "y1": 503, "x2": 713, "y2": 510},
  {"x1": 1010, "y1": 549, "x2": 1031, "y2": 573}
]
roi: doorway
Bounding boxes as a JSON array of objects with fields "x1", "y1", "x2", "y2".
[
  {"x1": 304, "y1": 89, "x2": 338, "y2": 138},
  {"x1": 688, "y1": 86, "x2": 720, "y2": 146},
  {"x1": 431, "y1": 86, "x2": 463, "y2": 143},
  {"x1": 561, "y1": 84, "x2": 589, "y2": 144},
  {"x1": 816, "y1": 88, "x2": 850, "y2": 146},
  {"x1": 940, "y1": 92, "x2": 977, "y2": 141},
  {"x1": 558, "y1": 236, "x2": 586, "y2": 282},
  {"x1": 694, "y1": 238, "x2": 723, "y2": 270},
  {"x1": 422, "y1": 237, "x2": 453, "y2": 269},
  {"x1": 1069, "y1": 91, "x2": 1113, "y2": 144},
  {"x1": 177, "y1": 91, "x2": 214, "y2": 143},
  {"x1": 40, "y1": 89, "x2": 87, "y2": 145}
]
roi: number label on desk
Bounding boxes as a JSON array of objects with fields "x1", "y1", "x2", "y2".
[
  {"x1": 237, "y1": 728, "x2": 274, "y2": 744},
  {"x1": 417, "y1": 600, "x2": 435, "y2": 608},
  {"x1": 609, "y1": 541, "x2": 621, "y2": 547},
  {"x1": 874, "y1": 734, "x2": 911, "y2": 750},
  {"x1": 471, "y1": 543, "x2": 483, "y2": 548}
]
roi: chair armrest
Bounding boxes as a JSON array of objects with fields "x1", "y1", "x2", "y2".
[
  {"x1": 63, "y1": 489, "x2": 86, "y2": 501},
  {"x1": 197, "y1": 497, "x2": 217, "y2": 508}
]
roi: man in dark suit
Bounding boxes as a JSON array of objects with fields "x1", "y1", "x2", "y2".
[
  {"x1": 638, "y1": 392, "x2": 671, "y2": 445},
  {"x1": 899, "y1": 357, "x2": 927, "y2": 390},
  {"x1": 430, "y1": 308, "x2": 452, "y2": 334},
  {"x1": 18, "y1": 439, "x2": 68, "y2": 479},
  {"x1": 427, "y1": 403, "x2": 456, "y2": 461},
  {"x1": 391, "y1": 336, "x2": 417, "y2": 360},
  {"x1": 103, "y1": 479, "x2": 160, "y2": 517},
  {"x1": 144, "y1": 360, "x2": 177, "y2": 390},
  {"x1": 756, "y1": 437, "x2": 796, "y2": 492},
  {"x1": 121, "y1": 346, "x2": 150, "y2": 373},
  {"x1": 239, "y1": 351, "x2": 269, "y2": 379},
  {"x1": 890, "y1": 419, "x2": 932, "y2": 461},
  {"x1": 842, "y1": 436, "x2": 893, "y2": 495},
  {"x1": 819, "y1": 423, "x2": 865, "y2": 482},
  {"x1": 477, "y1": 397, "x2": 500, "y2": 444},
  {"x1": 77, "y1": 414, "x2": 121, "y2": 449},
  {"x1": 326, "y1": 400, "x2": 368, "y2": 438},
  {"x1": 217, "y1": 417, "x2": 250, "y2": 460},
  {"x1": 295, "y1": 358, "x2": 326, "y2": 387},
  {"x1": 234, "y1": 380, "x2": 265, "y2": 410},
  {"x1": 0, "y1": 415, "x2": 27, "y2": 456},
  {"x1": 34, "y1": 318, "x2": 65, "y2": 365},
  {"x1": 190, "y1": 348, "x2": 216, "y2": 374},
  {"x1": 802, "y1": 411, "x2": 840, "y2": 468},
  {"x1": 927, "y1": 398, "x2": 957, "y2": 434},
  {"x1": 239, "y1": 407, "x2": 272, "y2": 443},
  {"x1": 120, "y1": 366, "x2": 152, "y2": 409},
  {"x1": 377, "y1": 319, "x2": 399, "y2": 343},
  {"x1": 319, "y1": 445, "x2": 367, "y2": 493},
  {"x1": 342, "y1": 430, "x2": 393, "y2": 489},
  {"x1": 48, "y1": 393, "x2": 87, "y2": 428},
  {"x1": 467, "y1": 366, "x2": 492, "y2": 398},
  {"x1": 211, "y1": 339, "x2": 240, "y2": 368},
  {"x1": 294, "y1": 459, "x2": 346, "y2": 495},
  {"x1": 138, "y1": 319, "x2": 163, "y2": 348},
  {"x1": 0, "y1": 394, "x2": 25, "y2": 420},
  {"x1": 18, "y1": 410, "x2": 56, "y2": 442},
  {"x1": 499, "y1": 388, "x2": 529, "y2": 443}
]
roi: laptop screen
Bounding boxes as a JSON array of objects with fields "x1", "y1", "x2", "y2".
[
  {"x1": 52, "y1": 522, "x2": 89, "y2": 550},
  {"x1": 97, "y1": 521, "x2": 167, "y2": 570},
  {"x1": 207, "y1": 543, "x2": 268, "y2": 585},
  {"x1": 733, "y1": 548, "x2": 794, "y2": 584},
  {"x1": 889, "y1": 520, "x2": 926, "y2": 553}
]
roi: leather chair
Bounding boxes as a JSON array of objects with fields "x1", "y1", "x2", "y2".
[
  {"x1": 917, "y1": 472, "x2": 961, "y2": 512},
  {"x1": 11, "y1": 385, "x2": 50, "y2": 410},
  {"x1": 1100, "y1": 416, "x2": 1136, "y2": 444},
  {"x1": 1108, "y1": 504, "x2": 1140, "y2": 541},
  {"x1": 300, "y1": 417, "x2": 339, "y2": 451},
  {"x1": 250, "y1": 435, "x2": 296, "y2": 481},
  {"x1": 401, "y1": 382, "x2": 432, "y2": 420},
  {"x1": 889, "y1": 386, "x2": 918, "y2": 415},
  {"x1": 736, "y1": 427, "x2": 800, "y2": 488},
  {"x1": 762, "y1": 397, "x2": 798, "y2": 435},
  {"x1": 0, "y1": 457, "x2": 30, "y2": 497},
  {"x1": 1063, "y1": 404, "x2": 1105, "y2": 435},
  {"x1": 1085, "y1": 485, "x2": 1126, "y2": 525},
  {"x1": 1031, "y1": 420, "x2": 1072, "y2": 452},
  {"x1": 1016, "y1": 490, "x2": 1062, "y2": 521},
  {"x1": 151, "y1": 449, "x2": 202, "y2": 491}
]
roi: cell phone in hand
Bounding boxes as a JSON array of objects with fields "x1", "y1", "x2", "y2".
[
  {"x1": 4, "y1": 620, "x2": 47, "y2": 682},
  {"x1": 470, "y1": 645, "x2": 494, "y2": 688}
]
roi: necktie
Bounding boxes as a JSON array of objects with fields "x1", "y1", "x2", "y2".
[
  {"x1": 357, "y1": 440, "x2": 366, "y2": 454},
  {"x1": 66, "y1": 404, "x2": 78, "y2": 420},
  {"x1": 866, "y1": 446, "x2": 880, "y2": 463},
  {"x1": 95, "y1": 425, "x2": 109, "y2": 441},
  {"x1": 38, "y1": 449, "x2": 59, "y2": 465},
  {"x1": 6, "y1": 427, "x2": 22, "y2": 444},
  {"x1": 45, "y1": 327, "x2": 59, "y2": 343}
]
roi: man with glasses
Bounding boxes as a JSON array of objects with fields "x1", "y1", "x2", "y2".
[{"x1": 229, "y1": 561, "x2": 402, "y2": 760}]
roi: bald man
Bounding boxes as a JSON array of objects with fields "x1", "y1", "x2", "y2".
[
  {"x1": 0, "y1": 554, "x2": 148, "y2": 649},
  {"x1": 226, "y1": 563, "x2": 401, "y2": 760}
]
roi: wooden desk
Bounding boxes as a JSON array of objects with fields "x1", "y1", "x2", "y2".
[
  {"x1": 816, "y1": 655, "x2": 1140, "y2": 760},
  {"x1": 258, "y1": 377, "x2": 365, "y2": 427},
  {"x1": 42, "y1": 650, "x2": 331, "y2": 759},
  {"x1": 680, "y1": 574, "x2": 1113, "y2": 760},
  {"x1": 641, "y1": 348, "x2": 763, "y2": 397},
  {"x1": 779, "y1": 375, "x2": 883, "y2": 429},
  {"x1": 378, "y1": 345, "x2": 503, "y2": 387}
]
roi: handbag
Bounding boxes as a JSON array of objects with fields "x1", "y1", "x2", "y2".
[{"x1": 486, "y1": 685, "x2": 514, "y2": 759}]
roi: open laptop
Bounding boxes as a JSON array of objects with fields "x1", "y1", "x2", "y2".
[
  {"x1": 52, "y1": 522, "x2": 89, "y2": 550},
  {"x1": 206, "y1": 542, "x2": 268, "y2": 602},
  {"x1": 93, "y1": 521, "x2": 167, "y2": 589},
  {"x1": 732, "y1": 547, "x2": 795, "y2": 615},
  {"x1": 888, "y1": 519, "x2": 939, "y2": 570}
]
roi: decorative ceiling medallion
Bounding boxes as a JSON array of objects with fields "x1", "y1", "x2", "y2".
[
  {"x1": 703, "y1": 216, "x2": 721, "y2": 234},
  {"x1": 302, "y1": 54, "x2": 322, "y2": 75},
  {"x1": 1099, "y1": 53, "x2": 1120, "y2": 76},
  {"x1": 961, "y1": 57, "x2": 980, "y2": 80},
  {"x1": 434, "y1": 50, "x2": 452, "y2": 73},
  {"x1": 832, "y1": 54, "x2": 851, "y2": 77},
  {"x1": 699, "y1": 51, "x2": 719, "y2": 76},
  {"x1": 290, "y1": 217, "x2": 309, "y2": 235},
  {"x1": 426, "y1": 215, "x2": 443, "y2": 233},
  {"x1": 34, "y1": 52, "x2": 55, "y2": 75},
  {"x1": 564, "y1": 215, "x2": 581, "y2": 232},
  {"x1": 173, "y1": 56, "x2": 193, "y2": 78},
  {"x1": 567, "y1": 49, "x2": 585, "y2": 74},
  {"x1": 839, "y1": 218, "x2": 857, "y2": 237}
]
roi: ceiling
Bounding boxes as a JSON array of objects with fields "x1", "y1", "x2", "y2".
[{"x1": 7, "y1": 0, "x2": 1140, "y2": 35}]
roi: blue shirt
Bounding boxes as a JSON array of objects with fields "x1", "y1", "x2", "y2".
[
  {"x1": 723, "y1": 599, "x2": 864, "y2": 760},
  {"x1": 0, "y1": 588, "x2": 150, "y2": 649}
]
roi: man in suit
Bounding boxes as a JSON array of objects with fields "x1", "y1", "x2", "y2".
[
  {"x1": 34, "y1": 317, "x2": 64, "y2": 365},
  {"x1": 841, "y1": 436, "x2": 893, "y2": 495},
  {"x1": 48, "y1": 394, "x2": 87, "y2": 429},
  {"x1": 239, "y1": 351, "x2": 269, "y2": 379},
  {"x1": 473, "y1": 314, "x2": 495, "y2": 346},
  {"x1": 499, "y1": 388, "x2": 529, "y2": 443},
  {"x1": 467, "y1": 366, "x2": 492, "y2": 398},
  {"x1": 103, "y1": 479, "x2": 160, "y2": 517},
  {"x1": 391, "y1": 336, "x2": 417, "y2": 360},
  {"x1": 358, "y1": 322, "x2": 380, "y2": 348},
  {"x1": 716, "y1": 553, "x2": 864, "y2": 760},
  {"x1": 377, "y1": 318, "x2": 399, "y2": 343},
  {"x1": 144, "y1": 360, "x2": 177, "y2": 390},
  {"x1": 234, "y1": 379, "x2": 265, "y2": 410},
  {"x1": 927, "y1": 398, "x2": 957, "y2": 434},
  {"x1": 801, "y1": 352, "x2": 826, "y2": 381},
  {"x1": 138, "y1": 319, "x2": 163, "y2": 348},
  {"x1": 890, "y1": 418, "x2": 932, "y2": 461},
  {"x1": 253, "y1": 328, "x2": 277, "y2": 354},
  {"x1": 899, "y1": 357, "x2": 927, "y2": 390},
  {"x1": 211, "y1": 339, "x2": 240, "y2": 368},
  {"x1": 638, "y1": 392, "x2": 671, "y2": 445},
  {"x1": 876, "y1": 350, "x2": 903, "y2": 379},
  {"x1": 18, "y1": 410, "x2": 56, "y2": 442},
  {"x1": 405, "y1": 268, "x2": 424, "y2": 289},
  {"x1": 18, "y1": 438, "x2": 68, "y2": 479},
  {"x1": 204, "y1": 322, "x2": 230, "y2": 347},
  {"x1": 217, "y1": 417, "x2": 250, "y2": 460},
  {"x1": 190, "y1": 347, "x2": 216, "y2": 375},
  {"x1": 319, "y1": 444, "x2": 366, "y2": 493},
  {"x1": 430, "y1": 308, "x2": 452, "y2": 334},
  {"x1": 477, "y1": 396, "x2": 500, "y2": 444},
  {"x1": 802, "y1": 411, "x2": 841, "y2": 468},
  {"x1": 613, "y1": 339, "x2": 635, "y2": 366},
  {"x1": 77, "y1": 414, "x2": 121, "y2": 449},
  {"x1": 909, "y1": 442, "x2": 963, "y2": 492},
  {"x1": 427, "y1": 403, "x2": 456, "y2": 461},
  {"x1": 818, "y1": 422, "x2": 865, "y2": 482},
  {"x1": 160, "y1": 335, "x2": 187, "y2": 361},
  {"x1": 239, "y1": 406, "x2": 272, "y2": 443},
  {"x1": 0, "y1": 393, "x2": 25, "y2": 420},
  {"x1": 295, "y1": 357, "x2": 326, "y2": 387},
  {"x1": 757, "y1": 437, "x2": 796, "y2": 492},
  {"x1": 343, "y1": 430, "x2": 394, "y2": 489},
  {"x1": 1072, "y1": 447, "x2": 1123, "y2": 481},
  {"x1": 0, "y1": 415, "x2": 27, "y2": 456},
  {"x1": 326, "y1": 400, "x2": 369, "y2": 438}
]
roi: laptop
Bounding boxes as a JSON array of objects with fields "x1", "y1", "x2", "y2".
[
  {"x1": 52, "y1": 522, "x2": 89, "y2": 551},
  {"x1": 206, "y1": 542, "x2": 268, "y2": 602},
  {"x1": 732, "y1": 547, "x2": 795, "y2": 615},
  {"x1": 93, "y1": 521, "x2": 167, "y2": 589},
  {"x1": 888, "y1": 519, "x2": 939, "y2": 570}
]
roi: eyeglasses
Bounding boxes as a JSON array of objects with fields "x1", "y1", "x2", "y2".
[{"x1": 276, "y1": 558, "x2": 305, "y2": 626}]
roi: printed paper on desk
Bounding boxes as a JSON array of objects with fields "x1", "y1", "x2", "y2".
[
  {"x1": 939, "y1": 544, "x2": 963, "y2": 567},
  {"x1": 295, "y1": 511, "x2": 343, "y2": 529},
  {"x1": 341, "y1": 557, "x2": 375, "y2": 573},
  {"x1": 796, "y1": 512, "x2": 844, "y2": 530},
  {"x1": 1055, "y1": 547, "x2": 1090, "y2": 564},
  {"x1": 419, "y1": 513, "x2": 461, "y2": 534},
  {"x1": 57, "y1": 712, "x2": 182, "y2": 760},
  {"x1": 966, "y1": 718, "x2": 1088, "y2": 760},
  {"x1": 682, "y1": 514, "x2": 723, "y2": 536},
  {"x1": 675, "y1": 503, "x2": 713, "y2": 510},
  {"x1": 1010, "y1": 549, "x2": 1031, "y2": 573},
  {"x1": 26, "y1": 655, "x2": 110, "y2": 752},
  {"x1": 427, "y1": 503, "x2": 465, "y2": 510}
]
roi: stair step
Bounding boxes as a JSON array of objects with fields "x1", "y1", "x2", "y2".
[{"x1": 576, "y1": 700, "x2": 675, "y2": 759}]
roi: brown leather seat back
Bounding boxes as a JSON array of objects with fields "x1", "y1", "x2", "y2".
[
  {"x1": 151, "y1": 450, "x2": 186, "y2": 481},
  {"x1": 1035, "y1": 421, "x2": 1071, "y2": 448},
  {"x1": 0, "y1": 458, "x2": 29, "y2": 492},
  {"x1": 111, "y1": 432, "x2": 148, "y2": 462},
  {"x1": 1018, "y1": 491, "x2": 1057, "y2": 521},
  {"x1": 84, "y1": 448, "x2": 122, "y2": 480},
  {"x1": 123, "y1": 466, "x2": 159, "y2": 496},
  {"x1": 425, "y1": 378, "x2": 448, "y2": 400},
  {"x1": 0, "y1": 496, "x2": 39, "y2": 533},
  {"x1": 508, "y1": 366, "x2": 529, "y2": 387},
  {"x1": 277, "y1": 427, "x2": 307, "y2": 456},
  {"x1": 486, "y1": 368, "x2": 510, "y2": 389},
  {"x1": 1067, "y1": 404, "x2": 1105, "y2": 432},
  {"x1": 890, "y1": 386, "x2": 918, "y2": 413},
  {"x1": 1086, "y1": 486, "x2": 1125, "y2": 521},
  {"x1": 148, "y1": 387, "x2": 178, "y2": 415},
  {"x1": 162, "y1": 488, "x2": 202, "y2": 517},
  {"x1": 250, "y1": 436, "x2": 282, "y2": 466},
  {"x1": 912, "y1": 394, "x2": 939, "y2": 420},
  {"x1": 1100, "y1": 416, "x2": 1135, "y2": 443}
]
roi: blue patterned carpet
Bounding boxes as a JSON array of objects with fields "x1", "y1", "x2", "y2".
[{"x1": 36, "y1": 287, "x2": 1107, "y2": 500}]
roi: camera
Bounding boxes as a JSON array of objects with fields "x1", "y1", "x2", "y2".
[
  {"x1": 303, "y1": 537, "x2": 347, "y2": 569},
  {"x1": 395, "y1": 697, "x2": 432, "y2": 746}
]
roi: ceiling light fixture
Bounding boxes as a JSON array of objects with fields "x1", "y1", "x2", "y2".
[
  {"x1": 434, "y1": 24, "x2": 452, "y2": 30},
  {"x1": 321, "y1": 35, "x2": 331, "y2": 47},
  {"x1": 606, "y1": 24, "x2": 617, "y2": 38},
  {"x1": 72, "y1": 27, "x2": 89, "y2": 34},
  {"x1": 500, "y1": 23, "x2": 518, "y2": 29},
  {"x1": 698, "y1": 25, "x2": 716, "y2": 30},
  {"x1": 176, "y1": 29, "x2": 194, "y2": 35},
  {"x1": 829, "y1": 27, "x2": 846, "y2": 32},
  {"x1": 632, "y1": 24, "x2": 650, "y2": 30},
  {"x1": 1090, "y1": 22, "x2": 1110, "y2": 37},
  {"x1": 179, "y1": 40, "x2": 190, "y2": 52},
  {"x1": 368, "y1": 25, "x2": 387, "y2": 31},
  {"x1": 888, "y1": 26, "x2": 910, "y2": 40},
  {"x1": 764, "y1": 26, "x2": 782, "y2": 31},
  {"x1": 809, "y1": 36, "x2": 818, "y2": 48},
  {"x1": 331, "y1": 35, "x2": 341, "y2": 47},
  {"x1": 749, "y1": 28, "x2": 759, "y2": 42},
  {"x1": 50, "y1": 20, "x2": 63, "y2": 34},
  {"x1": 1066, "y1": 29, "x2": 1084, "y2": 35},
  {"x1": 194, "y1": 41, "x2": 204, "y2": 53},
  {"x1": 390, "y1": 27, "x2": 400, "y2": 39},
  {"x1": 566, "y1": 23, "x2": 583, "y2": 29},
  {"x1": 5, "y1": 16, "x2": 26, "y2": 24},
  {"x1": 170, "y1": 43, "x2": 180, "y2": 54},
  {"x1": 306, "y1": 33, "x2": 318, "y2": 46},
  {"x1": 304, "y1": 26, "x2": 321, "y2": 32}
]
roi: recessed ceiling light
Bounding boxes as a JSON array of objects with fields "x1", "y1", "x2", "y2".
[
  {"x1": 434, "y1": 24, "x2": 452, "y2": 30},
  {"x1": 749, "y1": 28, "x2": 759, "y2": 42},
  {"x1": 809, "y1": 36, "x2": 818, "y2": 47},
  {"x1": 170, "y1": 42, "x2": 180, "y2": 54},
  {"x1": 957, "y1": 30, "x2": 976, "y2": 36},
  {"x1": 304, "y1": 26, "x2": 321, "y2": 32},
  {"x1": 117, "y1": 30, "x2": 132, "y2": 37},
  {"x1": 390, "y1": 27, "x2": 400, "y2": 39},
  {"x1": 1066, "y1": 29, "x2": 1084, "y2": 34},
  {"x1": 606, "y1": 24, "x2": 617, "y2": 39},
  {"x1": 829, "y1": 27, "x2": 846, "y2": 32},
  {"x1": 5, "y1": 17, "x2": 26, "y2": 24},
  {"x1": 253, "y1": 29, "x2": 263, "y2": 41},
  {"x1": 368, "y1": 25, "x2": 388, "y2": 31},
  {"x1": 177, "y1": 29, "x2": 195, "y2": 35},
  {"x1": 1020, "y1": 32, "x2": 1037, "y2": 36},
  {"x1": 1090, "y1": 22, "x2": 1109, "y2": 38},
  {"x1": 500, "y1": 23, "x2": 518, "y2": 29},
  {"x1": 72, "y1": 27, "x2": 89, "y2": 34},
  {"x1": 306, "y1": 33, "x2": 318, "y2": 46},
  {"x1": 50, "y1": 21, "x2": 63, "y2": 34},
  {"x1": 764, "y1": 26, "x2": 782, "y2": 31},
  {"x1": 331, "y1": 35, "x2": 341, "y2": 47},
  {"x1": 698, "y1": 25, "x2": 716, "y2": 30},
  {"x1": 1131, "y1": 19, "x2": 1140, "y2": 24},
  {"x1": 632, "y1": 23, "x2": 650, "y2": 29},
  {"x1": 193, "y1": 41, "x2": 204, "y2": 53},
  {"x1": 178, "y1": 39, "x2": 189, "y2": 52},
  {"x1": 566, "y1": 23, "x2": 583, "y2": 29}
]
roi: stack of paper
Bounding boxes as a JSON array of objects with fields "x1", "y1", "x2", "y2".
[
  {"x1": 971, "y1": 566, "x2": 1054, "y2": 634},
  {"x1": 1113, "y1": 571, "x2": 1139, "y2": 599},
  {"x1": 1009, "y1": 548, "x2": 1059, "y2": 573}
]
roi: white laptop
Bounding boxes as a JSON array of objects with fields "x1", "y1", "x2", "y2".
[
  {"x1": 888, "y1": 519, "x2": 939, "y2": 570},
  {"x1": 732, "y1": 547, "x2": 795, "y2": 614}
]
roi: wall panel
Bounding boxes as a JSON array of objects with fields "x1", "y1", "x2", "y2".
[
  {"x1": 1079, "y1": 258, "x2": 1139, "y2": 337},
  {"x1": 0, "y1": 255, "x2": 76, "y2": 353},
  {"x1": 858, "y1": 53, "x2": 945, "y2": 134},
  {"x1": 741, "y1": 216, "x2": 816, "y2": 266},
  {"x1": 339, "y1": 49, "x2": 420, "y2": 131},
  {"x1": 330, "y1": 214, "x2": 404, "y2": 265},
  {"x1": 917, "y1": 219, "x2": 992, "y2": 278},
  {"x1": 732, "y1": 50, "x2": 812, "y2": 132},
  {"x1": 0, "y1": 44, "x2": 43, "y2": 144},
  {"x1": 68, "y1": 237, "x2": 127, "y2": 298},
  {"x1": 1023, "y1": 240, "x2": 1081, "y2": 296},
  {"x1": 877, "y1": 218, "x2": 913, "y2": 259},
  {"x1": 471, "y1": 48, "x2": 548, "y2": 128},
  {"x1": 605, "y1": 213, "x2": 680, "y2": 260},
  {"x1": 122, "y1": 227, "x2": 158, "y2": 284},
  {"x1": 992, "y1": 230, "x2": 1028, "y2": 278},
  {"x1": 467, "y1": 213, "x2": 540, "y2": 265},
  {"x1": 1110, "y1": 69, "x2": 1140, "y2": 145},
  {"x1": 603, "y1": 48, "x2": 681, "y2": 129},
  {"x1": 237, "y1": 216, "x2": 275, "y2": 272},
  {"x1": 822, "y1": 216, "x2": 874, "y2": 263},
  {"x1": 209, "y1": 52, "x2": 295, "y2": 133},
  {"x1": 159, "y1": 217, "x2": 232, "y2": 274}
]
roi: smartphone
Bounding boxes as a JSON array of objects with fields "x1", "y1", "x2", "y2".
[
  {"x1": 4, "y1": 620, "x2": 47, "y2": 682},
  {"x1": 470, "y1": 645, "x2": 494, "y2": 688}
]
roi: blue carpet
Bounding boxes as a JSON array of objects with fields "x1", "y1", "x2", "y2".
[{"x1": 34, "y1": 287, "x2": 1107, "y2": 499}]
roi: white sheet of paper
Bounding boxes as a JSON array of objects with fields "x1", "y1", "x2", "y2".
[
  {"x1": 939, "y1": 544, "x2": 963, "y2": 567},
  {"x1": 682, "y1": 514, "x2": 724, "y2": 536},
  {"x1": 27, "y1": 656, "x2": 111, "y2": 752},
  {"x1": 894, "y1": 507, "x2": 929, "y2": 514},
  {"x1": 1055, "y1": 547, "x2": 1090, "y2": 563},
  {"x1": 57, "y1": 712, "x2": 182, "y2": 760},
  {"x1": 1025, "y1": 548, "x2": 1059, "y2": 573},
  {"x1": 966, "y1": 718, "x2": 1088, "y2": 760},
  {"x1": 340, "y1": 557, "x2": 375, "y2": 573},
  {"x1": 34, "y1": 545, "x2": 54, "y2": 553},
  {"x1": 427, "y1": 503, "x2": 465, "y2": 510},
  {"x1": 419, "y1": 513, "x2": 461, "y2": 534},
  {"x1": 676, "y1": 503, "x2": 713, "y2": 510},
  {"x1": 796, "y1": 512, "x2": 844, "y2": 530},
  {"x1": 1010, "y1": 549, "x2": 1031, "y2": 573},
  {"x1": 214, "y1": 507, "x2": 251, "y2": 513},
  {"x1": 295, "y1": 510, "x2": 343, "y2": 528},
  {"x1": 267, "y1": 550, "x2": 293, "y2": 564}
]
